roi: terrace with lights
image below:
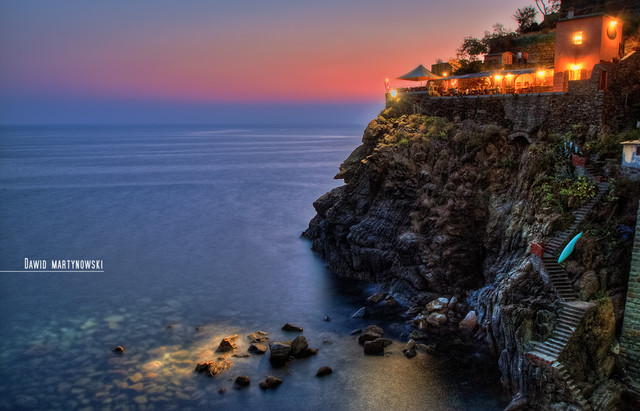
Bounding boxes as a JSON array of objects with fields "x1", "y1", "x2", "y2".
[{"x1": 385, "y1": 4, "x2": 637, "y2": 99}]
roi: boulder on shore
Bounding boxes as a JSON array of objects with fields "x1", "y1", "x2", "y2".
[{"x1": 358, "y1": 332, "x2": 381, "y2": 345}]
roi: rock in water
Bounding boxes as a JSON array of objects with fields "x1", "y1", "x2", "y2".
[
  {"x1": 247, "y1": 331, "x2": 270, "y2": 343},
  {"x1": 351, "y1": 307, "x2": 369, "y2": 319},
  {"x1": 358, "y1": 332, "x2": 381, "y2": 345},
  {"x1": 259, "y1": 376, "x2": 283, "y2": 390},
  {"x1": 459, "y1": 311, "x2": 478, "y2": 331},
  {"x1": 195, "y1": 357, "x2": 233, "y2": 377},
  {"x1": 367, "y1": 292, "x2": 387, "y2": 304},
  {"x1": 403, "y1": 339, "x2": 417, "y2": 358},
  {"x1": 269, "y1": 341, "x2": 292, "y2": 366},
  {"x1": 316, "y1": 366, "x2": 333, "y2": 377},
  {"x1": 364, "y1": 325, "x2": 384, "y2": 335},
  {"x1": 282, "y1": 323, "x2": 303, "y2": 332},
  {"x1": 113, "y1": 346, "x2": 124, "y2": 353},
  {"x1": 364, "y1": 338, "x2": 385, "y2": 355},
  {"x1": 234, "y1": 375, "x2": 250, "y2": 388},
  {"x1": 298, "y1": 347, "x2": 319, "y2": 357},
  {"x1": 248, "y1": 343, "x2": 267, "y2": 354},
  {"x1": 290, "y1": 336, "x2": 309, "y2": 357},
  {"x1": 216, "y1": 338, "x2": 237, "y2": 352}
]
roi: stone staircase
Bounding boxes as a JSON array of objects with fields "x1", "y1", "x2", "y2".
[
  {"x1": 553, "y1": 362, "x2": 592, "y2": 411},
  {"x1": 526, "y1": 166, "x2": 609, "y2": 409}
]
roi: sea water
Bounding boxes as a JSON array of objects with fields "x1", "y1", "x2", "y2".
[{"x1": 0, "y1": 125, "x2": 507, "y2": 410}]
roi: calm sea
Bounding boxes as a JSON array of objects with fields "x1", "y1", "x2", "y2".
[{"x1": 0, "y1": 125, "x2": 507, "y2": 410}]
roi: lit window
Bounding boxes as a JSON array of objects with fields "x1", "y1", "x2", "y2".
[{"x1": 573, "y1": 31, "x2": 583, "y2": 45}]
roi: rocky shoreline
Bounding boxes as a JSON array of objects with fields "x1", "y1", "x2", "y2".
[{"x1": 303, "y1": 112, "x2": 640, "y2": 409}]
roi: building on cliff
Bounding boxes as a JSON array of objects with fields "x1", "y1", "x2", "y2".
[{"x1": 553, "y1": 13, "x2": 624, "y2": 91}]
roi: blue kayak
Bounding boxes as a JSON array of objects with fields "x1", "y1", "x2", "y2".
[{"x1": 558, "y1": 232, "x2": 582, "y2": 263}]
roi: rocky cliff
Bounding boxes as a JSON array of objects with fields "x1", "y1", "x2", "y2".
[{"x1": 304, "y1": 111, "x2": 639, "y2": 409}]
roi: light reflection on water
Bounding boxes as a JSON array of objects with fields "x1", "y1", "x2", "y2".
[{"x1": 0, "y1": 126, "x2": 507, "y2": 410}]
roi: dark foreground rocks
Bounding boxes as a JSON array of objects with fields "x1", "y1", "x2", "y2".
[{"x1": 259, "y1": 376, "x2": 283, "y2": 390}]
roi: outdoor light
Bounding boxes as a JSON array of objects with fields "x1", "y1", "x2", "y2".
[
  {"x1": 537, "y1": 70, "x2": 545, "y2": 77},
  {"x1": 610, "y1": 21, "x2": 617, "y2": 27},
  {"x1": 571, "y1": 64, "x2": 581, "y2": 70},
  {"x1": 390, "y1": 89, "x2": 398, "y2": 97},
  {"x1": 443, "y1": 72, "x2": 448, "y2": 77},
  {"x1": 495, "y1": 75, "x2": 502, "y2": 81},
  {"x1": 385, "y1": 78, "x2": 389, "y2": 82}
]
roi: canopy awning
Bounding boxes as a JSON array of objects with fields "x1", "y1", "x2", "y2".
[{"x1": 398, "y1": 65, "x2": 443, "y2": 81}]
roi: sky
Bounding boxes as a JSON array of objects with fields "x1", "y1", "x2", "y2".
[{"x1": 0, "y1": 0, "x2": 529, "y2": 125}]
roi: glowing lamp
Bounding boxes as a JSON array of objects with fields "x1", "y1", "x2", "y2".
[
  {"x1": 610, "y1": 21, "x2": 617, "y2": 27},
  {"x1": 495, "y1": 75, "x2": 502, "y2": 81},
  {"x1": 573, "y1": 32, "x2": 583, "y2": 44},
  {"x1": 390, "y1": 89, "x2": 398, "y2": 97},
  {"x1": 385, "y1": 78, "x2": 389, "y2": 82},
  {"x1": 443, "y1": 72, "x2": 448, "y2": 77},
  {"x1": 537, "y1": 70, "x2": 545, "y2": 77},
  {"x1": 571, "y1": 64, "x2": 581, "y2": 70},
  {"x1": 506, "y1": 74, "x2": 513, "y2": 78}
]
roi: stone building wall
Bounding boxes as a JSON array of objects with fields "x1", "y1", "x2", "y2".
[{"x1": 620, "y1": 200, "x2": 640, "y2": 380}]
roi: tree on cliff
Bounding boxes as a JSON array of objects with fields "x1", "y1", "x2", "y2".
[
  {"x1": 513, "y1": 6, "x2": 538, "y2": 34},
  {"x1": 535, "y1": 0, "x2": 560, "y2": 16},
  {"x1": 456, "y1": 36, "x2": 488, "y2": 61}
]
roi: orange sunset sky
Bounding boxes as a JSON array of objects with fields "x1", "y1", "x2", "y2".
[{"x1": 0, "y1": 0, "x2": 529, "y2": 124}]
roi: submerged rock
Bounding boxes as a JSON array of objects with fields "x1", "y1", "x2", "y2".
[
  {"x1": 259, "y1": 376, "x2": 283, "y2": 390},
  {"x1": 367, "y1": 292, "x2": 387, "y2": 304},
  {"x1": 282, "y1": 323, "x2": 303, "y2": 332},
  {"x1": 195, "y1": 357, "x2": 233, "y2": 377},
  {"x1": 234, "y1": 375, "x2": 250, "y2": 388},
  {"x1": 316, "y1": 366, "x2": 333, "y2": 377}
]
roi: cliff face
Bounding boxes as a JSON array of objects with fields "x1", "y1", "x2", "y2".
[{"x1": 304, "y1": 112, "x2": 638, "y2": 408}]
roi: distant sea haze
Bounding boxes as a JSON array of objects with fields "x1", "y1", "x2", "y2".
[{"x1": 0, "y1": 125, "x2": 507, "y2": 410}]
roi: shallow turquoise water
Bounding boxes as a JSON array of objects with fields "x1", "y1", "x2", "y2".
[{"x1": 0, "y1": 125, "x2": 508, "y2": 410}]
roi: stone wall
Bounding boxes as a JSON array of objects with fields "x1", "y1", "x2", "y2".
[
  {"x1": 620, "y1": 200, "x2": 640, "y2": 380},
  {"x1": 386, "y1": 52, "x2": 640, "y2": 138}
]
